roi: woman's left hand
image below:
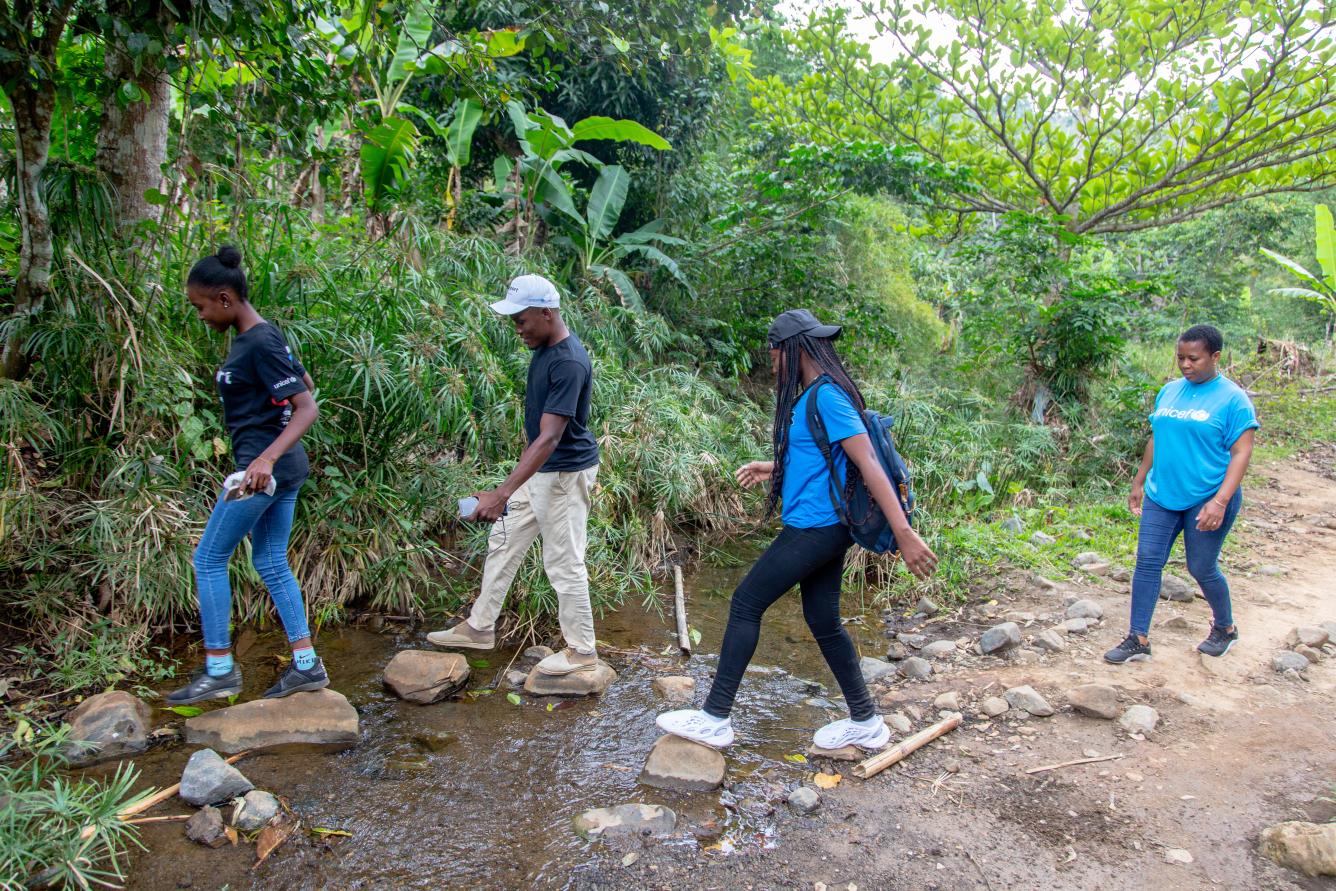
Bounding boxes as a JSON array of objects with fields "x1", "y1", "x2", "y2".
[
  {"x1": 243, "y1": 456, "x2": 275, "y2": 493},
  {"x1": 1195, "y1": 498, "x2": 1226, "y2": 532}
]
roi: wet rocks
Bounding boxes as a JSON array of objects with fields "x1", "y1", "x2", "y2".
[
  {"x1": 185, "y1": 689, "x2": 359, "y2": 753},
  {"x1": 922, "y1": 640, "x2": 957, "y2": 660},
  {"x1": 179, "y1": 748, "x2": 253, "y2": 806},
  {"x1": 639, "y1": 734, "x2": 726, "y2": 792},
  {"x1": 1272, "y1": 651, "x2": 1311, "y2": 673},
  {"x1": 1119, "y1": 704, "x2": 1160, "y2": 735},
  {"x1": 525, "y1": 662, "x2": 617, "y2": 697},
  {"x1": 1031, "y1": 629, "x2": 1067, "y2": 653},
  {"x1": 787, "y1": 786, "x2": 821, "y2": 814},
  {"x1": 185, "y1": 805, "x2": 229, "y2": 848},
  {"x1": 383, "y1": 650, "x2": 471, "y2": 704},
  {"x1": 980, "y1": 696, "x2": 1009, "y2": 718},
  {"x1": 1067, "y1": 684, "x2": 1120, "y2": 720},
  {"x1": 897, "y1": 657, "x2": 932, "y2": 680},
  {"x1": 522, "y1": 645, "x2": 555, "y2": 665},
  {"x1": 1159, "y1": 575, "x2": 1194, "y2": 602},
  {"x1": 808, "y1": 743, "x2": 862, "y2": 762},
  {"x1": 1258, "y1": 821, "x2": 1336, "y2": 877},
  {"x1": 61, "y1": 690, "x2": 151, "y2": 767},
  {"x1": 504, "y1": 669, "x2": 530, "y2": 689},
  {"x1": 980, "y1": 622, "x2": 1022, "y2": 655},
  {"x1": 1065, "y1": 599, "x2": 1104, "y2": 620},
  {"x1": 860, "y1": 657, "x2": 897, "y2": 684},
  {"x1": 1003, "y1": 685, "x2": 1053, "y2": 717},
  {"x1": 574, "y1": 803, "x2": 676, "y2": 840},
  {"x1": 1288, "y1": 627, "x2": 1331, "y2": 649},
  {"x1": 231, "y1": 790, "x2": 279, "y2": 831},
  {"x1": 1030, "y1": 531, "x2": 1056, "y2": 546},
  {"x1": 651, "y1": 676, "x2": 696, "y2": 704}
]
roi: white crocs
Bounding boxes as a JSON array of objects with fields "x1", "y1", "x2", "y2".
[
  {"x1": 655, "y1": 708, "x2": 735, "y2": 748},
  {"x1": 813, "y1": 716, "x2": 890, "y2": 751}
]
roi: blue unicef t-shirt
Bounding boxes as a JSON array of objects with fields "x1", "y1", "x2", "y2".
[
  {"x1": 1145, "y1": 375, "x2": 1259, "y2": 511},
  {"x1": 781, "y1": 382, "x2": 867, "y2": 528}
]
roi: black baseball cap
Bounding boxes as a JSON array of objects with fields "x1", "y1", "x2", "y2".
[{"x1": 767, "y1": 309, "x2": 842, "y2": 348}]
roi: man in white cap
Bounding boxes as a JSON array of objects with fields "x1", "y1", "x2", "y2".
[{"x1": 428, "y1": 274, "x2": 601, "y2": 675}]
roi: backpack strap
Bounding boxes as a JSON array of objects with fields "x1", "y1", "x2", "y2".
[{"x1": 803, "y1": 375, "x2": 847, "y2": 521}]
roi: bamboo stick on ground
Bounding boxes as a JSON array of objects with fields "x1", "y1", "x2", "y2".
[
  {"x1": 672, "y1": 564, "x2": 691, "y2": 657},
  {"x1": 1025, "y1": 753, "x2": 1123, "y2": 775},
  {"x1": 852, "y1": 713, "x2": 962, "y2": 779}
]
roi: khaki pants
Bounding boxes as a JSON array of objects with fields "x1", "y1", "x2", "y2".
[{"x1": 467, "y1": 466, "x2": 599, "y2": 653}]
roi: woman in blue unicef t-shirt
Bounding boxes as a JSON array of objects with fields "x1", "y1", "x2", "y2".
[
  {"x1": 655, "y1": 310, "x2": 938, "y2": 753},
  {"x1": 1105, "y1": 325, "x2": 1259, "y2": 665}
]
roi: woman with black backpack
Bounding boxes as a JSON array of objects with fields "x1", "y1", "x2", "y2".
[{"x1": 656, "y1": 310, "x2": 937, "y2": 751}]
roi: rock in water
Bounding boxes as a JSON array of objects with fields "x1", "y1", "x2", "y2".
[
  {"x1": 1159, "y1": 575, "x2": 1194, "y2": 602},
  {"x1": 524, "y1": 662, "x2": 617, "y2": 697},
  {"x1": 184, "y1": 689, "x2": 359, "y2": 753},
  {"x1": 1259, "y1": 821, "x2": 1336, "y2": 877},
  {"x1": 232, "y1": 790, "x2": 280, "y2": 831},
  {"x1": 1067, "y1": 684, "x2": 1120, "y2": 720},
  {"x1": 573, "y1": 803, "x2": 676, "y2": 840},
  {"x1": 1118, "y1": 704, "x2": 1159, "y2": 735},
  {"x1": 808, "y1": 744, "x2": 862, "y2": 762},
  {"x1": 651, "y1": 676, "x2": 696, "y2": 704},
  {"x1": 1030, "y1": 531, "x2": 1056, "y2": 546},
  {"x1": 383, "y1": 650, "x2": 470, "y2": 704},
  {"x1": 1065, "y1": 599, "x2": 1104, "y2": 620},
  {"x1": 62, "y1": 691, "x2": 151, "y2": 766},
  {"x1": 788, "y1": 786, "x2": 820, "y2": 814},
  {"x1": 185, "y1": 806, "x2": 229, "y2": 848},
  {"x1": 639, "y1": 734, "x2": 726, "y2": 792},
  {"x1": 1032, "y1": 630, "x2": 1067, "y2": 653},
  {"x1": 980, "y1": 622, "x2": 1022, "y2": 654},
  {"x1": 521, "y1": 645, "x2": 554, "y2": 666},
  {"x1": 1288, "y1": 626, "x2": 1331, "y2": 649},
  {"x1": 1003, "y1": 685, "x2": 1054, "y2": 717},
  {"x1": 179, "y1": 749, "x2": 253, "y2": 806},
  {"x1": 860, "y1": 657, "x2": 897, "y2": 684},
  {"x1": 980, "y1": 696, "x2": 1009, "y2": 718},
  {"x1": 898, "y1": 657, "x2": 933, "y2": 680},
  {"x1": 1272, "y1": 651, "x2": 1310, "y2": 674},
  {"x1": 922, "y1": 640, "x2": 957, "y2": 659}
]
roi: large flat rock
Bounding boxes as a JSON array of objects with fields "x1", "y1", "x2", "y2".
[
  {"x1": 383, "y1": 650, "x2": 470, "y2": 704},
  {"x1": 184, "y1": 689, "x2": 359, "y2": 753},
  {"x1": 639, "y1": 734, "x2": 726, "y2": 791},
  {"x1": 523, "y1": 662, "x2": 616, "y2": 697}
]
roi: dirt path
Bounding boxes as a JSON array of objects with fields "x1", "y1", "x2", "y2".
[{"x1": 587, "y1": 454, "x2": 1336, "y2": 890}]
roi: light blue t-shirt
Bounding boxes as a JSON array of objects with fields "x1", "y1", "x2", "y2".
[
  {"x1": 1145, "y1": 375, "x2": 1259, "y2": 511},
  {"x1": 781, "y1": 382, "x2": 867, "y2": 528}
]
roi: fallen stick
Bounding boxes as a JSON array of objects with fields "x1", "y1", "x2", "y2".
[
  {"x1": 852, "y1": 712, "x2": 961, "y2": 779},
  {"x1": 79, "y1": 750, "x2": 253, "y2": 841},
  {"x1": 1025, "y1": 753, "x2": 1124, "y2": 775},
  {"x1": 672, "y1": 564, "x2": 691, "y2": 657},
  {"x1": 123, "y1": 814, "x2": 193, "y2": 827}
]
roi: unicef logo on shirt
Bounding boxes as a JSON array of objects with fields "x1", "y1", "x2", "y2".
[{"x1": 1152, "y1": 407, "x2": 1212, "y2": 422}]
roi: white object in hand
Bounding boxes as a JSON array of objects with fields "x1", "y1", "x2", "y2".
[
  {"x1": 223, "y1": 471, "x2": 277, "y2": 501},
  {"x1": 458, "y1": 496, "x2": 479, "y2": 519}
]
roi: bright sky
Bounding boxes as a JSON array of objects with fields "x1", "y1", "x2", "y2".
[{"x1": 775, "y1": 0, "x2": 957, "y2": 63}]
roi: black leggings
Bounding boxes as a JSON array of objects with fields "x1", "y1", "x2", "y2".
[{"x1": 703, "y1": 523, "x2": 876, "y2": 721}]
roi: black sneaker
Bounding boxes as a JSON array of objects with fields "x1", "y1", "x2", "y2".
[
  {"x1": 263, "y1": 658, "x2": 330, "y2": 699},
  {"x1": 165, "y1": 667, "x2": 242, "y2": 706},
  {"x1": 1197, "y1": 626, "x2": 1238, "y2": 657},
  {"x1": 1103, "y1": 634, "x2": 1152, "y2": 664}
]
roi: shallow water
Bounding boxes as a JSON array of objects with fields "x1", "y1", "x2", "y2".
[{"x1": 119, "y1": 562, "x2": 887, "y2": 889}]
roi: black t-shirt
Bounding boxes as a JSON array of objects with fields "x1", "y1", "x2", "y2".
[
  {"x1": 525, "y1": 334, "x2": 599, "y2": 472},
  {"x1": 216, "y1": 322, "x2": 310, "y2": 488}
]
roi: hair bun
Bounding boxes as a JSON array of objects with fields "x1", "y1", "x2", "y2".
[{"x1": 215, "y1": 245, "x2": 242, "y2": 269}]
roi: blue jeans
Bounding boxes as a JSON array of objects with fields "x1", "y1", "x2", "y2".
[
  {"x1": 194, "y1": 486, "x2": 310, "y2": 651},
  {"x1": 1129, "y1": 489, "x2": 1242, "y2": 637}
]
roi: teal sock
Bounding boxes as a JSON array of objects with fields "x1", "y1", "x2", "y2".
[
  {"x1": 205, "y1": 654, "x2": 234, "y2": 677},
  {"x1": 292, "y1": 647, "x2": 317, "y2": 671}
]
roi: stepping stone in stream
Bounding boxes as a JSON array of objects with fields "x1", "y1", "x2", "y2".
[
  {"x1": 639, "y1": 734, "x2": 727, "y2": 791},
  {"x1": 383, "y1": 650, "x2": 471, "y2": 704},
  {"x1": 523, "y1": 662, "x2": 617, "y2": 697},
  {"x1": 184, "y1": 689, "x2": 359, "y2": 753}
]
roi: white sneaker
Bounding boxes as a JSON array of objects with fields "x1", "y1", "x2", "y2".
[
  {"x1": 814, "y1": 716, "x2": 890, "y2": 751},
  {"x1": 655, "y1": 709, "x2": 735, "y2": 748}
]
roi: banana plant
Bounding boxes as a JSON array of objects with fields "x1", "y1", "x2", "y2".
[{"x1": 1261, "y1": 204, "x2": 1336, "y2": 336}]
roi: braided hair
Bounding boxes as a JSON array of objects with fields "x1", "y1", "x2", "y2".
[{"x1": 765, "y1": 333, "x2": 867, "y2": 520}]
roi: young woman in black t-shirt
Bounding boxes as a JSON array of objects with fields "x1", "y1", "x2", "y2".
[{"x1": 166, "y1": 246, "x2": 328, "y2": 705}]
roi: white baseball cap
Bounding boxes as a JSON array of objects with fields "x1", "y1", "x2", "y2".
[{"x1": 490, "y1": 274, "x2": 561, "y2": 315}]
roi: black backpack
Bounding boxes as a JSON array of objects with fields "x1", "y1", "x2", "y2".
[{"x1": 804, "y1": 375, "x2": 916, "y2": 554}]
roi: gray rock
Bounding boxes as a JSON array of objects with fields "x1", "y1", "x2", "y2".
[
  {"x1": 639, "y1": 734, "x2": 726, "y2": 792},
  {"x1": 808, "y1": 743, "x2": 863, "y2": 762},
  {"x1": 1065, "y1": 599, "x2": 1104, "y2": 620},
  {"x1": 1031, "y1": 574, "x2": 1059, "y2": 591},
  {"x1": 980, "y1": 622, "x2": 1022, "y2": 654},
  {"x1": 651, "y1": 676, "x2": 696, "y2": 704},
  {"x1": 887, "y1": 712, "x2": 913, "y2": 733},
  {"x1": 1061, "y1": 617, "x2": 1096, "y2": 634},
  {"x1": 933, "y1": 691, "x2": 960, "y2": 711},
  {"x1": 1159, "y1": 575, "x2": 1194, "y2": 602},
  {"x1": 1289, "y1": 627, "x2": 1331, "y2": 649},
  {"x1": 1083, "y1": 562, "x2": 1112, "y2": 576},
  {"x1": 1256, "y1": 564, "x2": 1288, "y2": 576},
  {"x1": 573, "y1": 804, "x2": 677, "y2": 840},
  {"x1": 1321, "y1": 621, "x2": 1336, "y2": 640},
  {"x1": 185, "y1": 805, "x2": 229, "y2": 848},
  {"x1": 1164, "y1": 848, "x2": 1194, "y2": 865},
  {"x1": 1030, "y1": 531, "x2": 1056, "y2": 546},
  {"x1": 524, "y1": 662, "x2": 617, "y2": 697},
  {"x1": 1071, "y1": 551, "x2": 1104, "y2": 568},
  {"x1": 1273, "y1": 651, "x2": 1311, "y2": 673},
  {"x1": 1031, "y1": 629, "x2": 1067, "y2": 653},
  {"x1": 521, "y1": 645, "x2": 555, "y2": 665},
  {"x1": 383, "y1": 650, "x2": 471, "y2": 704},
  {"x1": 1295, "y1": 645, "x2": 1323, "y2": 664},
  {"x1": 61, "y1": 691, "x2": 151, "y2": 767},
  {"x1": 231, "y1": 790, "x2": 279, "y2": 831},
  {"x1": 884, "y1": 641, "x2": 909, "y2": 661},
  {"x1": 1003, "y1": 685, "x2": 1054, "y2": 717},
  {"x1": 1110, "y1": 567, "x2": 1132, "y2": 582},
  {"x1": 1001, "y1": 516, "x2": 1024, "y2": 533},
  {"x1": 1119, "y1": 704, "x2": 1160, "y2": 735},
  {"x1": 1162, "y1": 615, "x2": 1192, "y2": 632},
  {"x1": 898, "y1": 657, "x2": 932, "y2": 680},
  {"x1": 787, "y1": 786, "x2": 820, "y2": 815},
  {"x1": 184, "y1": 689, "x2": 359, "y2": 753},
  {"x1": 896, "y1": 633, "x2": 927, "y2": 649},
  {"x1": 922, "y1": 640, "x2": 957, "y2": 660},
  {"x1": 179, "y1": 748, "x2": 253, "y2": 807},
  {"x1": 915, "y1": 596, "x2": 941, "y2": 616},
  {"x1": 1072, "y1": 528, "x2": 1093, "y2": 541},
  {"x1": 980, "y1": 696, "x2": 1009, "y2": 718},
  {"x1": 1258, "y1": 820, "x2": 1336, "y2": 877},
  {"x1": 504, "y1": 669, "x2": 530, "y2": 689},
  {"x1": 860, "y1": 657, "x2": 897, "y2": 685},
  {"x1": 1067, "y1": 684, "x2": 1120, "y2": 720}
]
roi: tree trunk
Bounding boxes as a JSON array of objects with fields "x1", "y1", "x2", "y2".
[
  {"x1": 95, "y1": 39, "x2": 171, "y2": 232},
  {"x1": 2, "y1": 81, "x2": 57, "y2": 380}
]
